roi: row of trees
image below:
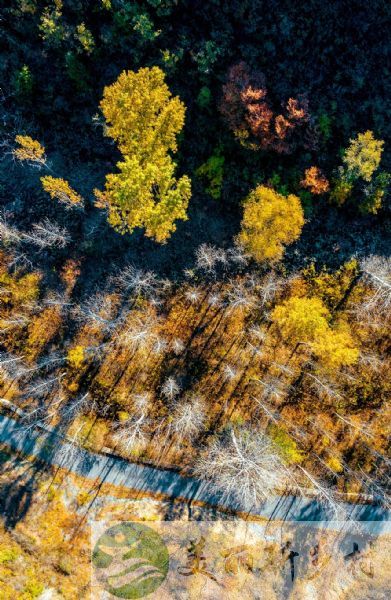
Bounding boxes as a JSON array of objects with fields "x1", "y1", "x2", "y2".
[
  {"x1": 12, "y1": 62, "x2": 389, "y2": 255},
  {"x1": 0, "y1": 238, "x2": 389, "y2": 510}
]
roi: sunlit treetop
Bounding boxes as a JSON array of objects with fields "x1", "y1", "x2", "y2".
[
  {"x1": 98, "y1": 154, "x2": 190, "y2": 242},
  {"x1": 41, "y1": 176, "x2": 83, "y2": 208},
  {"x1": 271, "y1": 296, "x2": 330, "y2": 343},
  {"x1": 272, "y1": 295, "x2": 359, "y2": 368},
  {"x1": 311, "y1": 325, "x2": 359, "y2": 369},
  {"x1": 237, "y1": 185, "x2": 304, "y2": 262},
  {"x1": 301, "y1": 166, "x2": 330, "y2": 195},
  {"x1": 343, "y1": 130, "x2": 384, "y2": 182},
  {"x1": 97, "y1": 66, "x2": 191, "y2": 242},
  {"x1": 100, "y1": 66, "x2": 186, "y2": 161},
  {"x1": 13, "y1": 135, "x2": 46, "y2": 166}
]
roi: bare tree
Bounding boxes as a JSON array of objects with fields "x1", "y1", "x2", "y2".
[
  {"x1": 36, "y1": 352, "x2": 66, "y2": 372},
  {"x1": 115, "y1": 266, "x2": 160, "y2": 299},
  {"x1": 171, "y1": 337, "x2": 185, "y2": 355},
  {"x1": 246, "y1": 327, "x2": 267, "y2": 356},
  {"x1": 6, "y1": 251, "x2": 33, "y2": 271},
  {"x1": 271, "y1": 362, "x2": 294, "y2": 376},
  {"x1": 358, "y1": 352, "x2": 385, "y2": 373},
  {"x1": 195, "y1": 244, "x2": 228, "y2": 274},
  {"x1": 194, "y1": 428, "x2": 288, "y2": 511},
  {"x1": 22, "y1": 374, "x2": 64, "y2": 400},
  {"x1": 259, "y1": 272, "x2": 282, "y2": 305},
  {"x1": 227, "y1": 244, "x2": 250, "y2": 268},
  {"x1": 74, "y1": 294, "x2": 117, "y2": 332},
  {"x1": 53, "y1": 425, "x2": 84, "y2": 467},
  {"x1": 222, "y1": 364, "x2": 239, "y2": 382},
  {"x1": 113, "y1": 417, "x2": 149, "y2": 453},
  {"x1": 0, "y1": 352, "x2": 65, "y2": 389},
  {"x1": 0, "y1": 314, "x2": 29, "y2": 333},
  {"x1": 18, "y1": 392, "x2": 65, "y2": 434},
  {"x1": 297, "y1": 466, "x2": 348, "y2": 520},
  {"x1": 184, "y1": 287, "x2": 202, "y2": 304},
  {"x1": 251, "y1": 396, "x2": 281, "y2": 425},
  {"x1": 112, "y1": 394, "x2": 151, "y2": 453},
  {"x1": 195, "y1": 244, "x2": 219, "y2": 273},
  {"x1": 360, "y1": 256, "x2": 391, "y2": 312},
  {"x1": 252, "y1": 376, "x2": 288, "y2": 403},
  {"x1": 306, "y1": 373, "x2": 343, "y2": 402},
  {"x1": 60, "y1": 393, "x2": 90, "y2": 424},
  {"x1": 161, "y1": 376, "x2": 181, "y2": 401},
  {"x1": 226, "y1": 281, "x2": 256, "y2": 313},
  {"x1": 118, "y1": 314, "x2": 158, "y2": 351},
  {"x1": 207, "y1": 292, "x2": 222, "y2": 307},
  {"x1": 170, "y1": 395, "x2": 206, "y2": 444},
  {"x1": 152, "y1": 336, "x2": 169, "y2": 355},
  {"x1": 334, "y1": 412, "x2": 375, "y2": 440},
  {"x1": 247, "y1": 325, "x2": 267, "y2": 344},
  {"x1": 22, "y1": 219, "x2": 71, "y2": 249},
  {"x1": 215, "y1": 248, "x2": 229, "y2": 267},
  {"x1": 0, "y1": 212, "x2": 22, "y2": 245},
  {"x1": 43, "y1": 293, "x2": 73, "y2": 311},
  {"x1": 0, "y1": 352, "x2": 29, "y2": 380}
]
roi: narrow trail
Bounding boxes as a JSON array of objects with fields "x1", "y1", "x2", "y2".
[{"x1": 0, "y1": 414, "x2": 389, "y2": 530}]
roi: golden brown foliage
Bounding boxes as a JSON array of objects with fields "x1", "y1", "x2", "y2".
[
  {"x1": 220, "y1": 62, "x2": 314, "y2": 153},
  {"x1": 301, "y1": 166, "x2": 330, "y2": 195}
]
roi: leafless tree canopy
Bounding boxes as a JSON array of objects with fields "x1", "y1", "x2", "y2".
[
  {"x1": 360, "y1": 255, "x2": 391, "y2": 312},
  {"x1": 112, "y1": 394, "x2": 151, "y2": 453},
  {"x1": 22, "y1": 219, "x2": 71, "y2": 249},
  {"x1": 115, "y1": 265, "x2": 160, "y2": 298},
  {"x1": 161, "y1": 376, "x2": 181, "y2": 401},
  {"x1": 170, "y1": 395, "x2": 206, "y2": 443},
  {"x1": 194, "y1": 428, "x2": 288, "y2": 511}
]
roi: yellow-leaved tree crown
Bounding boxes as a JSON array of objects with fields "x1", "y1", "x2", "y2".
[
  {"x1": 237, "y1": 185, "x2": 304, "y2": 262},
  {"x1": 342, "y1": 130, "x2": 384, "y2": 182},
  {"x1": 96, "y1": 66, "x2": 191, "y2": 243},
  {"x1": 272, "y1": 295, "x2": 359, "y2": 369}
]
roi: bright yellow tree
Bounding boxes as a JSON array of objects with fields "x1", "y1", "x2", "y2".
[
  {"x1": 343, "y1": 130, "x2": 384, "y2": 182},
  {"x1": 97, "y1": 67, "x2": 191, "y2": 242},
  {"x1": 41, "y1": 176, "x2": 83, "y2": 208},
  {"x1": 311, "y1": 325, "x2": 359, "y2": 369},
  {"x1": 237, "y1": 185, "x2": 304, "y2": 262},
  {"x1": 13, "y1": 135, "x2": 46, "y2": 166},
  {"x1": 272, "y1": 296, "x2": 330, "y2": 343},
  {"x1": 272, "y1": 295, "x2": 359, "y2": 368},
  {"x1": 67, "y1": 345, "x2": 86, "y2": 369},
  {"x1": 98, "y1": 154, "x2": 190, "y2": 243}
]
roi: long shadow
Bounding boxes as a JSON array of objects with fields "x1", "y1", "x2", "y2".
[{"x1": 0, "y1": 454, "x2": 49, "y2": 529}]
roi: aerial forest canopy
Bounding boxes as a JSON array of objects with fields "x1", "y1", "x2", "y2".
[
  {"x1": 0, "y1": 1, "x2": 390, "y2": 595},
  {"x1": 96, "y1": 66, "x2": 191, "y2": 242}
]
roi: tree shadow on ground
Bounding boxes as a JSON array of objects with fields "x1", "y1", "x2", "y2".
[{"x1": 0, "y1": 457, "x2": 48, "y2": 529}]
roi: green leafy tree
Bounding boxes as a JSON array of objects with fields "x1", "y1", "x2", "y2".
[
  {"x1": 196, "y1": 148, "x2": 225, "y2": 200},
  {"x1": 13, "y1": 65, "x2": 33, "y2": 98}
]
